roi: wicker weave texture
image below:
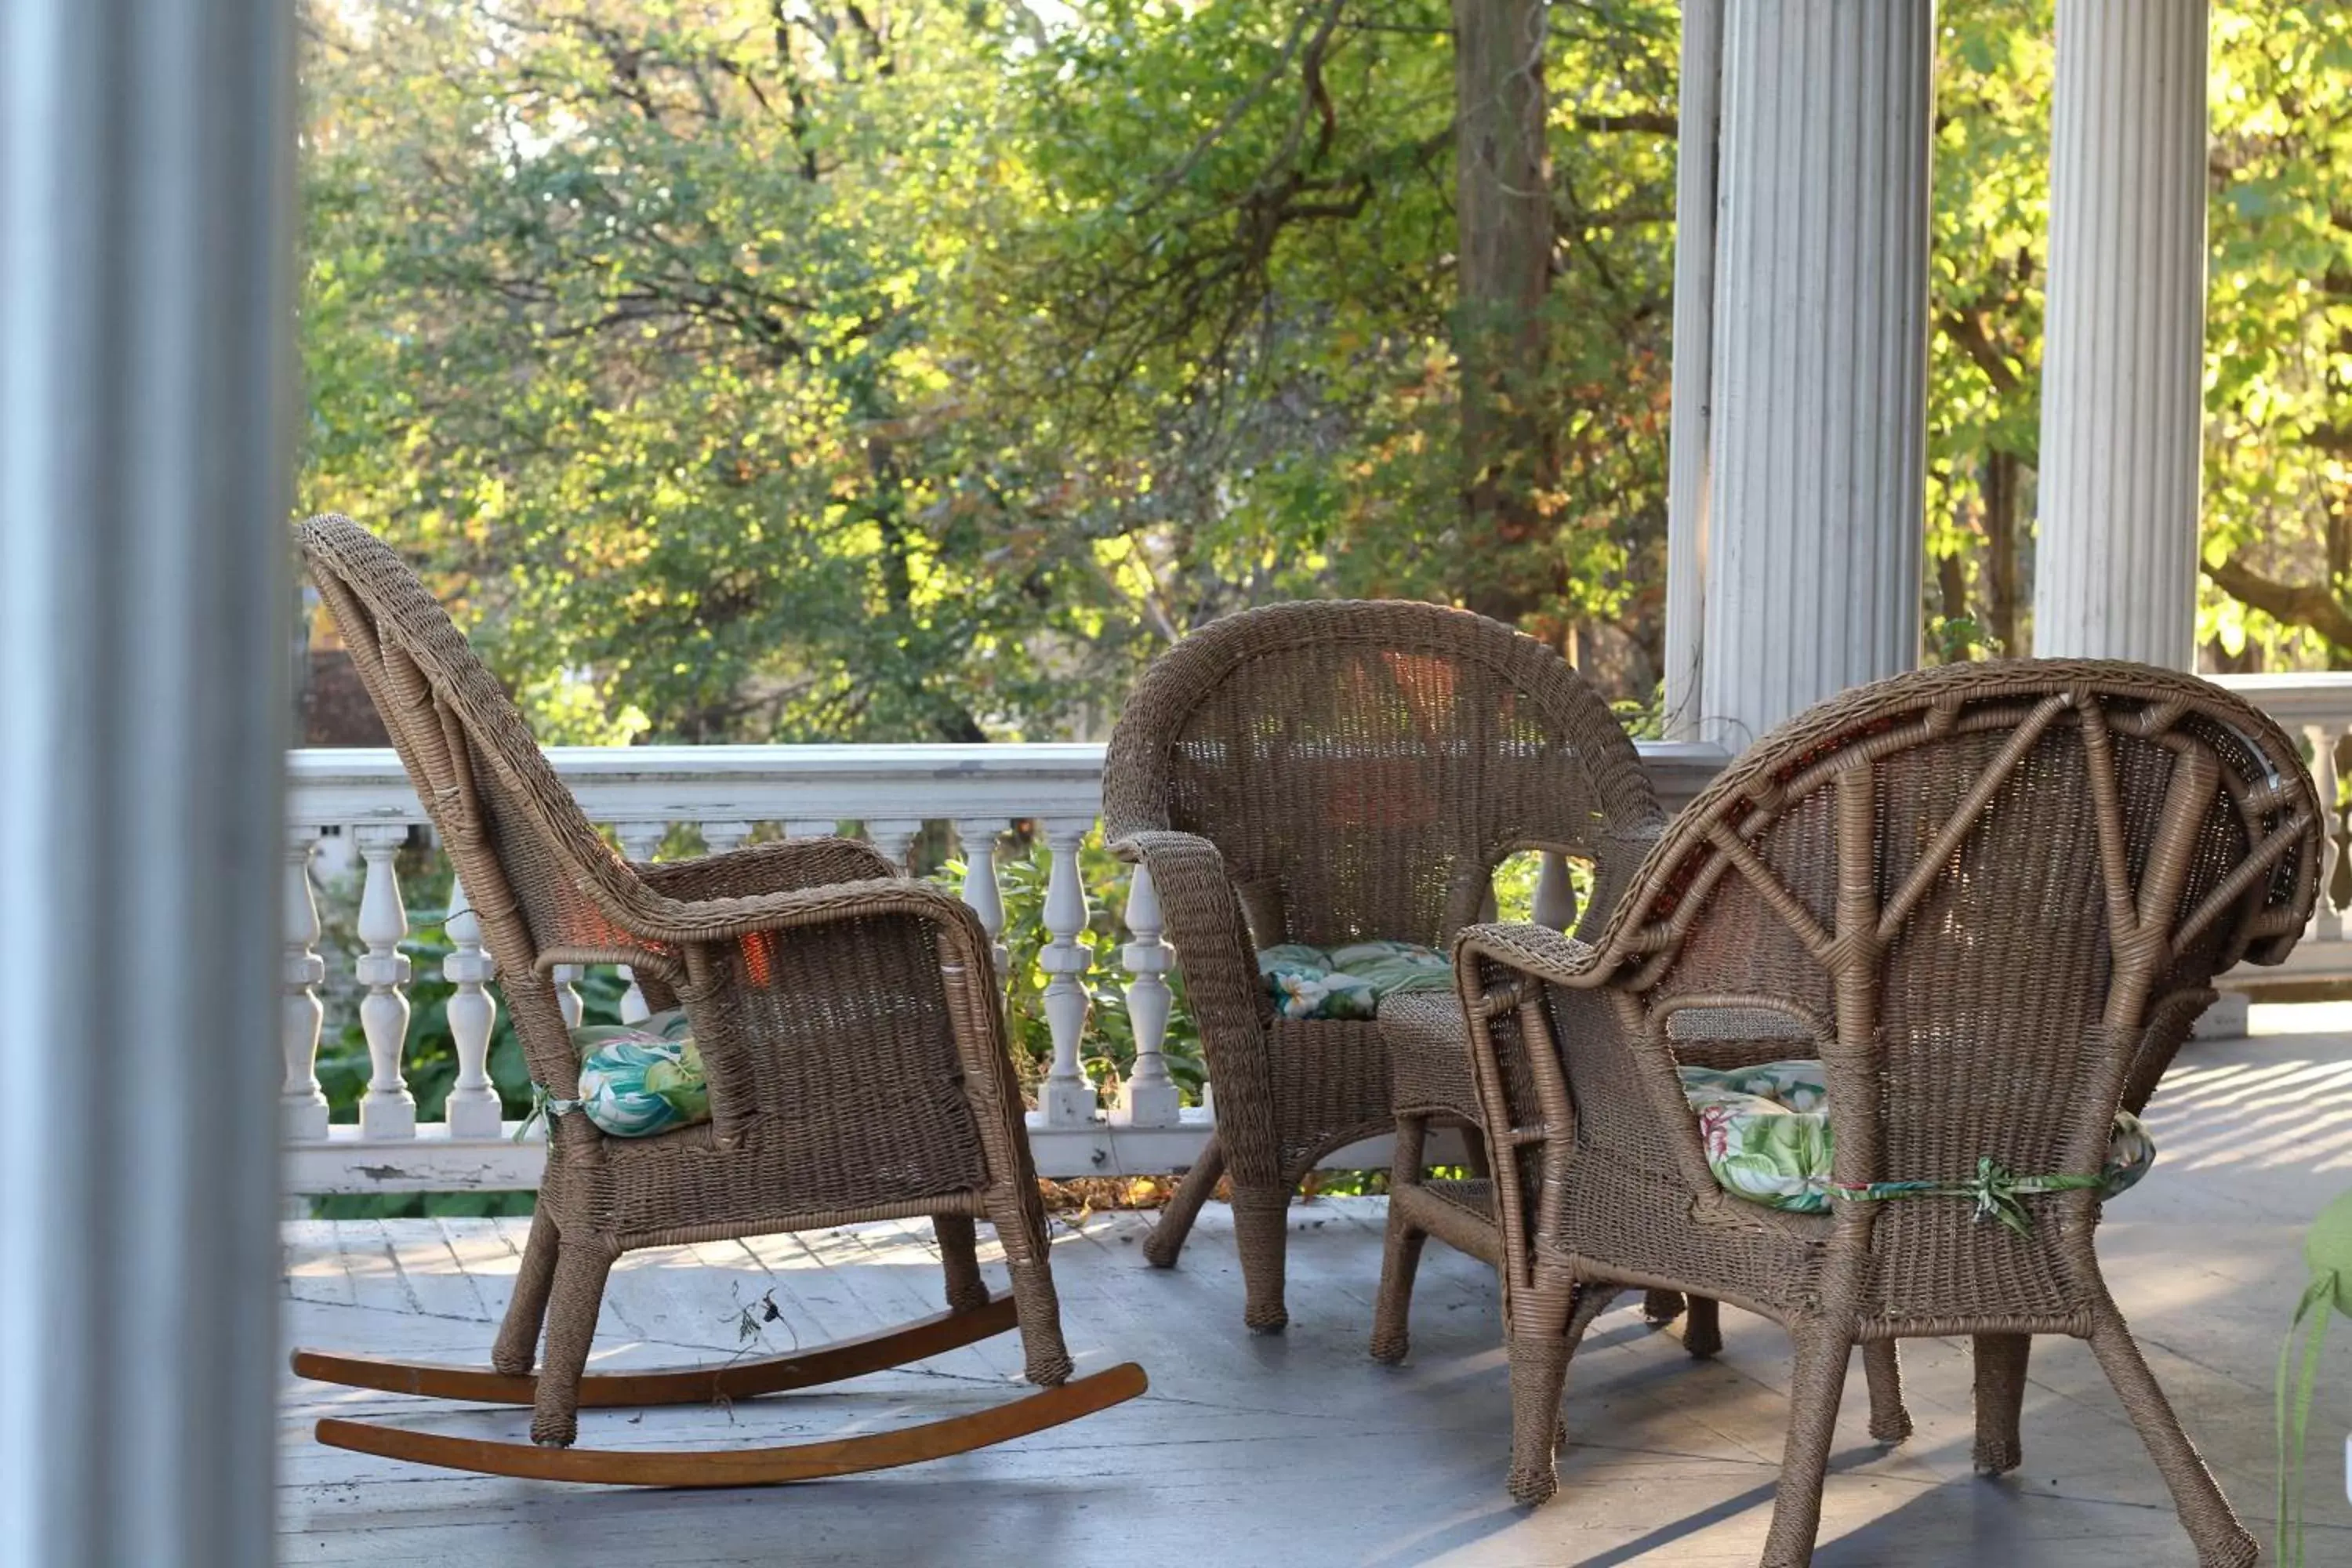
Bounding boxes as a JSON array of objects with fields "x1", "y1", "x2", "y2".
[
  {"x1": 1457, "y1": 659, "x2": 2315, "y2": 1566},
  {"x1": 296, "y1": 515, "x2": 1075, "y2": 1444},
  {"x1": 1102, "y1": 600, "x2": 1662, "y2": 1330}
]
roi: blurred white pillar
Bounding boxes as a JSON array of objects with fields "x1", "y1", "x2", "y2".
[
  {"x1": 1700, "y1": 0, "x2": 1933, "y2": 750},
  {"x1": 0, "y1": 0, "x2": 292, "y2": 1563},
  {"x1": 1661, "y1": 0, "x2": 1723, "y2": 742},
  {"x1": 2032, "y1": 0, "x2": 2209, "y2": 669}
]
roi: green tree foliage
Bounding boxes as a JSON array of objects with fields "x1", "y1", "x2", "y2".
[
  {"x1": 299, "y1": 0, "x2": 1684, "y2": 737},
  {"x1": 299, "y1": 0, "x2": 2352, "y2": 748},
  {"x1": 2200, "y1": 6, "x2": 2352, "y2": 665}
]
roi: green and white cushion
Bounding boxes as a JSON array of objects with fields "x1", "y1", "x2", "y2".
[
  {"x1": 1678, "y1": 1058, "x2": 2155, "y2": 1216},
  {"x1": 573, "y1": 1008, "x2": 710, "y2": 1138},
  {"x1": 1257, "y1": 940, "x2": 1454, "y2": 1022}
]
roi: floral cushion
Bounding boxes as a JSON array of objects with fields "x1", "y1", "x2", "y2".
[
  {"x1": 1679, "y1": 1058, "x2": 2156, "y2": 1215},
  {"x1": 573, "y1": 1008, "x2": 710, "y2": 1138},
  {"x1": 1257, "y1": 940, "x2": 1454, "y2": 1022}
]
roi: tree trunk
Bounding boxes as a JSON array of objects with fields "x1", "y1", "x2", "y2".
[
  {"x1": 1452, "y1": 0, "x2": 1552, "y2": 626},
  {"x1": 1936, "y1": 551, "x2": 1969, "y2": 634},
  {"x1": 1984, "y1": 449, "x2": 2022, "y2": 654}
]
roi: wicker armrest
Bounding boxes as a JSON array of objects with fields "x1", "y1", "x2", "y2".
[
  {"x1": 622, "y1": 874, "x2": 987, "y2": 951},
  {"x1": 1453, "y1": 920, "x2": 1614, "y2": 989},
  {"x1": 1104, "y1": 829, "x2": 1268, "y2": 1026},
  {"x1": 635, "y1": 836, "x2": 898, "y2": 902},
  {"x1": 608, "y1": 875, "x2": 1011, "y2": 1149}
]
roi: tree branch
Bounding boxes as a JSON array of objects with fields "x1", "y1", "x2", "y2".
[
  {"x1": 1940, "y1": 306, "x2": 2024, "y2": 395},
  {"x1": 2205, "y1": 555, "x2": 2352, "y2": 648}
]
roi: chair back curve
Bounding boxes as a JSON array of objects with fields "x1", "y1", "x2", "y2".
[
  {"x1": 1103, "y1": 599, "x2": 1662, "y2": 950},
  {"x1": 1589, "y1": 659, "x2": 2320, "y2": 1211},
  {"x1": 296, "y1": 514, "x2": 648, "y2": 1086}
]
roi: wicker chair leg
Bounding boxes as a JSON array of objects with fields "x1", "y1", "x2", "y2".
[
  {"x1": 1642, "y1": 1287, "x2": 1685, "y2": 1326},
  {"x1": 1970, "y1": 1333, "x2": 2031, "y2": 1474},
  {"x1": 1504, "y1": 1325, "x2": 1573, "y2": 1506},
  {"x1": 934, "y1": 1213, "x2": 991, "y2": 1315},
  {"x1": 1142, "y1": 1136, "x2": 1225, "y2": 1270},
  {"x1": 1368, "y1": 1204, "x2": 1427, "y2": 1365},
  {"x1": 1006, "y1": 1254, "x2": 1075, "y2": 1388},
  {"x1": 2084, "y1": 1306, "x2": 2259, "y2": 1567},
  {"x1": 1760, "y1": 1323, "x2": 1853, "y2": 1568},
  {"x1": 528, "y1": 1240, "x2": 616, "y2": 1448},
  {"x1": 492, "y1": 1207, "x2": 561, "y2": 1377},
  {"x1": 1682, "y1": 1294, "x2": 1723, "y2": 1358},
  {"x1": 1230, "y1": 1185, "x2": 1291, "y2": 1333},
  {"x1": 1862, "y1": 1340, "x2": 1912, "y2": 1443}
]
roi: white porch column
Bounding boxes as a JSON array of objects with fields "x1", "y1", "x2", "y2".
[
  {"x1": 0, "y1": 0, "x2": 291, "y2": 1561},
  {"x1": 1661, "y1": 0, "x2": 1724, "y2": 742},
  {"x1": 2032, "y1": 0, "x2": 2208, "y2": 669},
  {"x1": 1700, "y1": 0, "x2": 1933, "y2": 750}
]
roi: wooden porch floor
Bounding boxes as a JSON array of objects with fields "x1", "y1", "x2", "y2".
[{"x1": 281, "y1": 1008, "x2": 2352, "y2": 1566}]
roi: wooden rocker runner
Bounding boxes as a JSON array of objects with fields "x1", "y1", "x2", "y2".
[{"x1": 292, "y1": 516, "x2": 1145, "y2": 1483}]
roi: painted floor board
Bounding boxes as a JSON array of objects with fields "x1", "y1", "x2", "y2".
[{"x1": 280, "y1": 1014, "x2": 2352, "y2": 1566}]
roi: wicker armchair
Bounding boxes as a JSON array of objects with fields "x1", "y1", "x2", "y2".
[
  {"x1": 1455, "y1": 661, "x2": 2319, "y2": 1566},
  {"x1": 1102, "y1": 600, "x2": 1664, "y2": 1331},
  {"x1": 292, "y1": 516, "x2": 1142, "y2": 1479}
]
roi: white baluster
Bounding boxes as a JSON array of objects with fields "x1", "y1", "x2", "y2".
[
  {"x1": 1112, "y1": 860, "x2": 1181, "y2": 1127},
  {"x1": 865, "y1": 817, "x2": 921, "y2": 876},
  {"x1": 1037, "y1": 818, "x2": 1098, "y2": 1127},
  {"x1": 702, "y1": 818, "x2": 751, "y2": 857},
  {"x1": 1533, "y1": 850, "x2": 1581, "y2": 932},
  {"x1": 281, "y1": 824, "x2": 330, "y2": 1141},
  {"x1": 953, "y1": 818, "x2": 1010, "y2": 975},
  {"x1": 615, "y1": 822, "x2": 666, "y2": 1022},
  {"x1": 553, "y1": 964, "x2": 585, "y2": 1029},
  {"x1": 353, "y1": 823, "x2": 417, "y2": 1140},
  {"x1": 2307, "y1": 723, "x2": 2343, "y2": 942},
  {"x1": 441, "y1": 871, "x2": 503, "y2": 1138},
  {"x1": 786, "y1": 818, "x2": 837, "y2": 840}
]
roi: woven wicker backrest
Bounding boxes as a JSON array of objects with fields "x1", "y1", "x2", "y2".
[
  {"x1": 1103, "y1": 601, "x2": 1661, "y2": 951},
  {"x1": 1598, "y1": 661, "x2": 2318, "y2": 1203},
  {"x1": 297, "y1": 515, "x2": 646, "y2": 1083}
]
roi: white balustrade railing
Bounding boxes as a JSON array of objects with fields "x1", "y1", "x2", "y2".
[{"x1": 281, "y1": 740, "x2": 1727, "y2": 1194}]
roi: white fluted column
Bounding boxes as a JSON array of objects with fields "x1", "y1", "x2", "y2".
[
  {"x1": 1661, "y1": 0, "x2": 1724, "y2": 741},
  {"x1": 0, "y1": 0, "x2": 291, "y2": 1554},
  {"x1": 2033, "y1": 0, "x2": 2208, "y2": 669},
  {"x1": 1700, "y1": 0, "x2": 1933, "y2": 750}
]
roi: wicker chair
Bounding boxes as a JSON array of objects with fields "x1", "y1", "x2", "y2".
[
  {"x1": 1102, "y1": 599, "x2": 1664, "y2": 1331},
  {"x1": 291, "y1": 516, "x2": 1142, "y2": 1482},
  {"x1": 1454, "y1": 660, "x2": 2319, "y2": 1566}
]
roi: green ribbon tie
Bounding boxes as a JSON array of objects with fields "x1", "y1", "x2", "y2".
[
  {"x1": 1831, "y1": 1156, "x2": 2103, "y2": 1237},
  {"x1": 514, "y1": 1082, "x2": 583, "y2": 1142}
]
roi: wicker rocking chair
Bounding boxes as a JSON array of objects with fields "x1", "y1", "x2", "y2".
[
  {"x1": 1102, "y1": 599, "x2": 1664, "y2": 1331},
  {"x1": 1454, "y1": 660, "x2": 2319, "y2": 1566},
  {"x1": 290, "y1": 515, "x2": 1143, "y2": 1483}
]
